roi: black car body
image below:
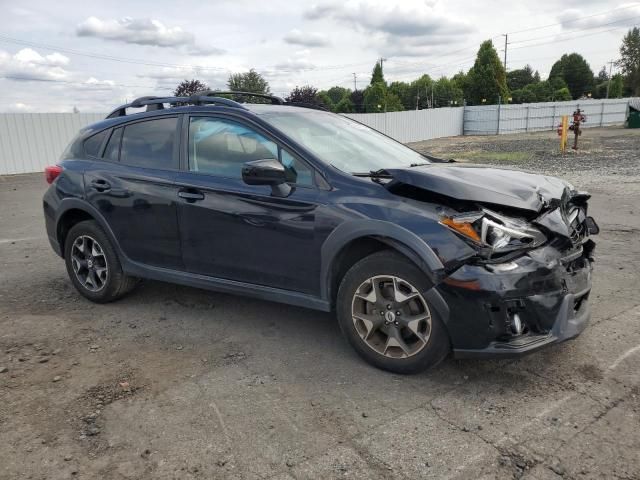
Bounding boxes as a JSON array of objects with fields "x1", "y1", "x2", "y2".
[{"x1": 43, "y1": 93, "x2": 598, "y2": 373}]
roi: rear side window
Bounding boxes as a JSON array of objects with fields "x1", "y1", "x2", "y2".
[
  {"x1": 120, "y1": 118, "x2": 178, "y2": 170},
  {"x1": 103, "y1": 128, "x2": 122, "y2": 162},
  {"x1": 83, "y1": 130, "x2": 108, "y2": 158}
]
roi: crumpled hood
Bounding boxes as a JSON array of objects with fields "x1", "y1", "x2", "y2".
[{"x1": 385, "y1": 164, "x2": 570, "y2": 213}]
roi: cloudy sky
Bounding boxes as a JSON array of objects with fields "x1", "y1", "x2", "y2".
[{"x1": 0, "y1": 0, "x2": 635, "y2": 112}]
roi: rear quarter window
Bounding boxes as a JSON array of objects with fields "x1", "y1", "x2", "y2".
[{"x1": 83, "y1": 130, "x2": 109, "y2": 158}]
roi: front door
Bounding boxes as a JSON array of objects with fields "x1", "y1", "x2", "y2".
[
  {"x1": 175, "y1": 115, "x2": 321, "y2": 294},
  {"x1": 84, "y1": 116, "x2": 183, "y2": 270}
]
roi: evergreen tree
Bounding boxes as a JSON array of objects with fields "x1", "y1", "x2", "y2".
[
  {"x1": 370, "y1": 61, "x2": 385, "y2": 85},
  {"x1": 618, "y1": 27, "x2": 640, "y2": 96},
  {"x1": 465, "y1": 40, "x2": 509, "y2": 104}
]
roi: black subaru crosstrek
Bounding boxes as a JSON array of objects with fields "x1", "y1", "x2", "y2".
[{"x1": 43, "y1": 92, "x2": 598, "y2": 373}]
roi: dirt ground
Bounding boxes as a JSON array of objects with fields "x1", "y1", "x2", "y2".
[{"x1": 1, "y1": 126, "x2": 639, "y2": 480}]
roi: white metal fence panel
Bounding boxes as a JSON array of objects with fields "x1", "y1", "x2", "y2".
[
  {"x1": 0, "y1": 113, "x2": 104, "y2": 175},
  {"x1": 344, "y1": 107, "x2": 464, "y2": 143},
  {"x1": 464, "y1": 98, "x2": 633, "y2": 135}
]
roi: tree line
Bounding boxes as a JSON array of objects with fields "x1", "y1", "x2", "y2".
[{"x1": 175, "y1": 27, "x2": 640, "y2": 112}]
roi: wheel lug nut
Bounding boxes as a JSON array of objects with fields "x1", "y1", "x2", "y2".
[
  {"x1": 396, "y1": 311, "x2": 401, "y2": 315},
  {"x1": 395, "y1": 321, "x2": 399, "y2": 326},
  {"x1": 380, "y1": 311, "x2": 384, "y2": 316},
  {"x1": 386, "y1": 305, "x2": 391, "y2": 310}
]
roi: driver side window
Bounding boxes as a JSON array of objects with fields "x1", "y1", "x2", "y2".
[{"x1": 189, "y1": 117, "x2": 313, "y2": 186}]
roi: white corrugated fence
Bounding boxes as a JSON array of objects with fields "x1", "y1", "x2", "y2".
[
  {"x1": 0, "y1": 113, "x2": 104, "y2": 175},
  {"x1": 344, "y1": 107, "x2": 464, "y2": 143},
  {"x1": 463, "y1": 98, "x2": 632, "y2": 135}
]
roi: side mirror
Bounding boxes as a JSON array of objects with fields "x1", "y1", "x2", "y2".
[{"x1": 242, "y1": 159, "x2": 291, "y2": 197}]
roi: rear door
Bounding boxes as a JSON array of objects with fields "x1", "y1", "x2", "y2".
[
  {"x1": 84, "y1": 116, "x2": 183, "y2": 270},
  {"x1": 175, "y1": 114, "x2": 322, "y2": 294}
]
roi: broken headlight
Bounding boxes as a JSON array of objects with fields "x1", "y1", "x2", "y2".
[{"x1": 440, "y1": 208, "x2": 546, "y2": 254}]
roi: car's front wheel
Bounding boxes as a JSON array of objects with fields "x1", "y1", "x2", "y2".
[
  {"x1": 64, "y1": 220, "x2": 138, "y2": 303},
  {"x1": 336, "y1": 251, "x2": 450, "y2": 374}
]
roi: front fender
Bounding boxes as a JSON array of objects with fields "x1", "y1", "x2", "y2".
[{"x1": 320, "y1": 219, "x2": 446, "y2": 301}]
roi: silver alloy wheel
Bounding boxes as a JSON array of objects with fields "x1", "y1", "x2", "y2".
[
  {"x1": 351, "y1": 275, "x2": 432, "y2": 359},
  {"x1": 70, "y1": 235, "x2": 109, "y2": 292}
]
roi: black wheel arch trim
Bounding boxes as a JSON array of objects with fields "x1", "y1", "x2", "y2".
[
  {"x1": 55, "y1": 198, "x2": 127, "y2": 262},
  {"x1": 320, "y1": 219, "x2": 446, "y2": 303}
]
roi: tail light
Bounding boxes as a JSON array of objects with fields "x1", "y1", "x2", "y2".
[{"x1": 45, "y1": 165, "x2": 63, "y2": 184}]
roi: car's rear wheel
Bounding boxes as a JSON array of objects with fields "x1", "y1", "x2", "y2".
[
  {"x1": 336, "y1": 251, "x2": 450, "y2": 373},
  {"x1": 64, "y1": 220, "x2": 138, "y2": 303}
]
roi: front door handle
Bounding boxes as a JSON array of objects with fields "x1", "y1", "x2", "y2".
[
  {"x1": 90, "y1": 179, "x2": 111, "y2": 192},
  {"x1": 178, "y1": 189, "x2": 205, "y2": 202}
]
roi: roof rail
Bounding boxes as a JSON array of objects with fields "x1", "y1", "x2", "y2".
[
  {"x1": 105, "y1": 94, "x2": 248, "y2": 119},
  {"x1": 197, "y1": 90, "x2": 285, "y2": 105}
]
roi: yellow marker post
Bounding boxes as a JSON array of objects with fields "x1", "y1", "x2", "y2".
[{"x1": 560, "y1": 115, "x2": 569, "y2": 153}]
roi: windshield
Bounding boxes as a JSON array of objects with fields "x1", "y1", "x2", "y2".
[{"x1": 259, "y1": 110, "x2": 429, "y2": 174}]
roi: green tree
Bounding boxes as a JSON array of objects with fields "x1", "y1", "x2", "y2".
[
  {"x1": 385, "y1": 92, "x2": 404, "y2": 112},
  {"x1": 363, "y1": 83, "x2": 386, "y2": 112},
  {"x1": 362, "y1": 83, "x2": 404, "y2": 112},
  {"x1": 549, "y1": 53, "x2": 594, "y2": 99},
  {"x1": 370, "y1": 61, "x2": 385, "y2": 85},
  {"x1": 350, "y1": 90, "x2": 365, "y2": 113},
  {"x1": 317, "y1": 91, "x2": 335, "y2": 111},
  {"x1": 507, "y1": 65, "x2": 537, "y2": 91},
  {"x1": 326, "y1": 86, "x2": 351, "y2": 104},
  {"x1": 285, "y1": 85, "x2": 320, "y2": 104},
  {"x1": 409, "y1": 74, "x2": 433, "y2": 109},
  {"x1": 174, "y1": 79, "x2": 209, "y2": 97},
  {"x1": 227, "y1": 69, "x2": 270, "y2": 95},
  {"x1": 433, "y1": 77, "x2": 464, "y2": 107},
  {"x1": 466, "y1": 40, "x2": 509, "y2": 104},
  {"x1": 618, "y1": 27, "x2": 640, "y2": 96},
  {"x1": 388, "y1": 81, "x2": 413, "y2": 109},
  {"x1": 609, "y1": 74, "x2": 624, "y2": 98},
  {"x1": 335, "y1": 95, "x2": 355, "y2": 113}
]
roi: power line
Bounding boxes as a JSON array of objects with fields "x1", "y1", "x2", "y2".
[
  {"x1": 510, "y1": 15, "x2": 640, "y2": 45},
  {"x1": 506, "y1": 4, "x2": 640, "y2": 35}
]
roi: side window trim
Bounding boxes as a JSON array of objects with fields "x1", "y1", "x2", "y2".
[{"x1": 186, "y1": 113, "x2": 317, "y2": 188}]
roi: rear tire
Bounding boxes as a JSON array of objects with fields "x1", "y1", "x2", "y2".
[
  {"x1": 336, "y1": 250, "x2": 450, "y2": 374},
  {"x1": 64, "y1": 220, "x2": 139, "y2": 303}
]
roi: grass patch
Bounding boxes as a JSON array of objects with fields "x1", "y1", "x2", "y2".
[{"x1": 452, "y1": 151, "x2": 532, "y2": 163}]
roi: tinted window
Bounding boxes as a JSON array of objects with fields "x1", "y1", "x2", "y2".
[
  {"x1": 189, "y1": 117, "x2": 277, "y2": 179},
  {"x1": 120, "y1": 118, "x2": 178, "y2": 170},
  {"x1": 103, "y1": 128, "x2": 122, "y2": 162},
  {"x1": 84, "y1": 130, "x2": 108, "y2": 158}
]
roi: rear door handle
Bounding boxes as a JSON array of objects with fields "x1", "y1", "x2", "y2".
[
  {"x1": 90, "y1": 179, "x2": 111, "y2": 192},
  {"x1": 178, "y1": 189, "x2": 205, "y2": 202}
]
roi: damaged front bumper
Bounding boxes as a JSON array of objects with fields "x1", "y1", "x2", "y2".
[{"x1": 436, "y1": 240, "x2": 595, "y2": 358}]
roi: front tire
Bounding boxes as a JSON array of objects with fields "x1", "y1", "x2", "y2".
[
  {"x1": 64, "y1": 220, "x2": 138, "y2": 303},
  {"x1": 336, "y1": 251, "x2": 450, "y2": 374}
]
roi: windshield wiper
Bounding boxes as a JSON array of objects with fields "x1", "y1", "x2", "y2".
[{"x1": 352, "y1": 168, "x2": 393, "y2": 178}]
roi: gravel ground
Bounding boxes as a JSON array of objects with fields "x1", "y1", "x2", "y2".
[{"x1": 1, "y1": 126, "x2": 639, "y2": 480}]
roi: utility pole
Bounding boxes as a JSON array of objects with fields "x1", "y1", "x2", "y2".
[
  {"x1": 502, "y1": 34, "x2": 508, "y2": 71},
  {"x1": 416, "y1": 91, "x2": 420, "y2": 110},
  {"x1": 379, "y1": 57, "x2": 386, "y2": 71},
  {"x1": 352, "y1": 72, "x2": 357, "y2": 91},
  {"x1": 605, "y1": 60, "x2": 614, "y2": 99}
]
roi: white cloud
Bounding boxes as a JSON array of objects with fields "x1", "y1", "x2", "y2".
[
  {"x1": 283, "y1": 29, "x2": 330, "y2": 47},
  {"x1": 0, "y1": 48, "x2": 70, "y2": 81},
  {"x1": 76, "y1": 16, "x2": 224, "y2": 55},
  {"x1": 557, "y1": 4, "x2": 640, "y2": 29},
  {"x1": 305, "y1": 1, "x2": 472, "y2": 38}
]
